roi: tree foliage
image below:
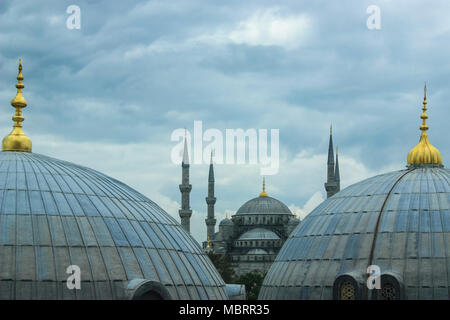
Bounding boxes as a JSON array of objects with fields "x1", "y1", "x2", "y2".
[
  {"x1": 207, "y1": 252, "x2": 235, "y2": 283},
  {"x1": 233, "y1": 271, "x2": 266, "y2": 300}
]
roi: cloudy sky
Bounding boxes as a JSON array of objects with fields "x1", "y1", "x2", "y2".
[{"x1": 0, "y1": 0, "x2": 449, "y2": 243}]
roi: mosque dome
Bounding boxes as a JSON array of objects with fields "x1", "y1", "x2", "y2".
[
  {"x1": 259, "y1": 88, "x2": 449, "y2": 300},
  {"x1": 238, "y1": 228, "x2": 281, "y2": 241},
  {"x1": 219, "y1": 217, "x2": 234, "y2": 226},
  {"x1": 236, "y1": 196, "x2": 292, "y2": 215},
  {"x1": 288, "y1": 217, "x2": 300, "y2": 225},
  {"x1": 0, "y1": 61, "x2": 227, "y2": 300},
  {"x1": 236, "y1": 178, "x2": 292, "y2": 216},
  {"x1": 247, "y1": 248, "x2": 269, "y2": 255}
]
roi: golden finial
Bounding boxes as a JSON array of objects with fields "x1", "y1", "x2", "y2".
[
  {"x1": 206, "y1": 236, "x2": 211, "y2": 249},
  {"x1": 2, "y1": 60, "x2": 32, "y2": 152},
  {"x1": 259, "y1": 177, "x2": 268, "y2": 197},
  {"x1": 407, "y1": 85, "x2": 442, "y2": 166}
]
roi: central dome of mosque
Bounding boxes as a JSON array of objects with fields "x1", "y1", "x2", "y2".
[{"x1": 236, "y1": 196, "x2": 292, "y2": 215}]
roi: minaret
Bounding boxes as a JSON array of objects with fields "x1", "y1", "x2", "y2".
[
  {"x1": 2, "y1": 60, "x2": 32, "y2": 152},
  {"x1": 205, "y1": 152, "x2": 216, "y2": 241},
  {"x1": 324, "y1": 125, "x2": 338, "y2": 198},
  {"x1": 179, "y1": 134, "x2": 192, "y2": 233},
  {"x1": 335, "y1": 146, "x2": 340, "y2": 192}
]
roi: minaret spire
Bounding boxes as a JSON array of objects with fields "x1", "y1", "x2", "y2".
[
  {"x1": 205, "y1": 151, "x2": 216, "y2": 242},
  {"x1": 335, "y1": 146, "x2": 340, "y2": 192},
  {"x1": 324, "y1": 124, "x2": 338, "y2": 198},
  {"x1": 2, "y1": 59, "x2": 32, "y2": 152},
  {"x1": 179, "y1": 132, "x2": 192, "y2": 233}
]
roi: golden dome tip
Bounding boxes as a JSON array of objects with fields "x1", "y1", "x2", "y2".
[
  {"x1": 259, "y1": 177, "x2": 268, "y2": 197},
  {"x1": 407, "y1": 85, "x2": 442, "y2": 167},
  {"x1": 2, "y1": 59, "x2": 32, "y2": 153}
]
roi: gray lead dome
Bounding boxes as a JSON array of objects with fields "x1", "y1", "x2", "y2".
[
  {"x1": 0, "y1": 151, "x2": 227, "y2": 300},
  {"x1": 259, "y1": 167, "x2": 450, "y2": 300},
  {"x1": 236, "y1": 196, "x2": 292, "y2": 215}
]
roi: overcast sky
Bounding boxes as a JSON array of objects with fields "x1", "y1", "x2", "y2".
[{"x1": 1, "y1": 0, "x2": 449, "y2": 243}]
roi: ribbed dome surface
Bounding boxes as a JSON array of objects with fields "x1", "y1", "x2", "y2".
[
  {"x1": 238, "y1": 228, "x2": 280, "y2": 240},
  {"x1": 236, "y1": 196, "x2": 292, "y2": 215},
  {"x1": 260, "y1": 167, "x2": 450, "y2": 300},
  {"x1": 0, "y1": 151, "x2": 226, "y2": 300}
]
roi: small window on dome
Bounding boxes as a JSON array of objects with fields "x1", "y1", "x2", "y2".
[
  {"x1": 379, "y1": 283, "x2": 396, "y2": 300},
  {"x1": 333, "y1": 275, "x2": 359, "y2": 300},
  {"x1": 339, "y1": 281, "x2": 356, "y2": 300},
  {"x1": 375, "y1": 275, "x2": 401, "y2": 300}
]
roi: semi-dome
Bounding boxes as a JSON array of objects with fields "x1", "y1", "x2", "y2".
[
  {"x1": 0, "y1": 61, "x2": 227, "y2": 300},
  {"x1": 247, "y1": 248, "x2": 269, "y2": 255},
  {"x1": 238, "y1": 228, "x2": 280, "y2": 241},
  {"x1": 260, "y1": 88, "x2": 449, "y2": 300}
]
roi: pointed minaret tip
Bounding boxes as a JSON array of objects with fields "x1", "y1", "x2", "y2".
[{"x1": 182, "y1": 131, "x2": 189, "y2": 165}]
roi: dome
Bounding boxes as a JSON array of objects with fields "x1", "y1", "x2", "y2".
[
  {"x1": 247, "y1": 248, "x2": 269, "y2": 255},
  {"x1": 219, "y1": 218, "x2": 233, "y2": 226},
  {"x1": 238, "y1": 228, "x2": 280, "y2": 240},
  {"x1": 236, "y1": 196, "x2": 292, "y2": 215},
  {"x1": 0, "y1": 151, "x2": 227, "y2": 300},
  {"x1": 259, "y1": 167, "x2": 450, "y2": 300}
]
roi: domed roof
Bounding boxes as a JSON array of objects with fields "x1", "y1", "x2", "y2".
[
  {"x1": 260, "y1": 167, "x2": 450, "y2": 300},
  {"x1": 219, "y1": 217, "x2": 233, "y2": 226},
  {"x1": 238, "y1": 228, "x2": 280, "y2": 240},
  {"x1": 247, "y1": 248, "x2": 269, "y2": 255},
  {"x1": 236, "y1": 196, "x2": 292, "y2": 215},
  {"x1": 0, "y1": 151, "x2": 227, "y2": 300}
]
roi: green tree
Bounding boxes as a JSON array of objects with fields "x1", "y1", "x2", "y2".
[
  {"x1": 207, "y1": 252, "x2": 235, "y2": 283},
  {"x1": 234, "y1": 271, "x2": 266, "y2": 300}
]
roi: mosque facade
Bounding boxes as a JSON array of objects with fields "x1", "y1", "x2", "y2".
[{"x1": 177, "y1": 123, "x2": 341, "y2": 277}]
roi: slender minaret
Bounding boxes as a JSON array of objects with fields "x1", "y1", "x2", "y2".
[
  {"x1": 205, "y1": 152, "x2": 216, "y2": 241},
  {"x1": 335, "y1": 146, "x2": 340, "y2": 192},
  {"x1": 324, "y1": 125, "x2": 338, "y2": 198},
  {"x1": 179, "y1": 135, "x2": 192, "y2": 233}
]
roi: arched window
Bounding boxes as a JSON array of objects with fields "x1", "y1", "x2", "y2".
[
  {"x1": 126, "y1": 280, "x2": 172, "y2": 300},
  {"x1": 375, "y1": 275, "x2": 401, "y2": 300},
  {"x1": 339, "y1": 281, "x2": 356, "y2": 300},
  {"x1": 333, "y1": 275, "x2": 359, "y2": 300},
  {"x1": 379, "y1": 283, "x2": 396, "y2": 300}
]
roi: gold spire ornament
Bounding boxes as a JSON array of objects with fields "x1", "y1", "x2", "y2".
[
  {"x1": 206, "y1": 236, "x2": 211, "y2": 249},
  {"x1": 259, "y1": 177, "x2": 268, "y2": 197},
  {"x1": 2, "y1": 60, "x2": 32, "y2": 152},
  {"x1": 407, "y1": 85, "x2": 442, "y2": 167}
]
